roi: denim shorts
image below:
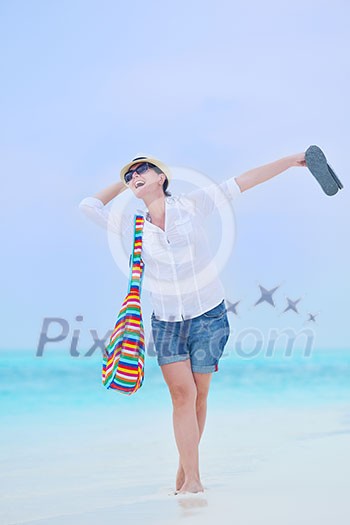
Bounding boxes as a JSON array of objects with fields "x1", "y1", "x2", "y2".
[{"x1": 150, "y1": 299, "x2": 230, "y2": 373}]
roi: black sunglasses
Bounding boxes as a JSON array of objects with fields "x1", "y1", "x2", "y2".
[
  {"x1": 124, "y1": 162, "x2": 163, "y2": 184},
  {"x1": 124, "y1": 162, "x2": 161, "y2": 184}
]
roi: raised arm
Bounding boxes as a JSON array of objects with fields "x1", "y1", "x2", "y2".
[
  {"x1": 79, "y1": 180, "x2": 133, "y2": 235},
  {"x1": 235, "y1": 152, "x2": 306, "y2": 192},
  {"x1": 93, "y1": 180, "x2": 127, "y2": 204}
]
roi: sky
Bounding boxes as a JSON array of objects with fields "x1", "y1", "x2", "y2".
[{"x1": 1, "y1": 0, "x2": 349, "y2": 355}]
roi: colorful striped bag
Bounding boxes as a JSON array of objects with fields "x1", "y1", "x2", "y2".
[{"x1": 102, "y1": 214, "x2": 146, "y2": 395}]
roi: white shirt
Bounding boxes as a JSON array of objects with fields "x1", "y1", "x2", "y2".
[{"x1": 79, "y1": 176, "x2": 242, "y2": 321}]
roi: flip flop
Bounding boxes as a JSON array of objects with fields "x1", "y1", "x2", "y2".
[{"x1": 305, "y1": 145, "x2": 343, "y2": 196}]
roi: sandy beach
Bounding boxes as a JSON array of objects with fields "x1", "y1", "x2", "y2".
[{"x1": 1, "y1": 401, "x2": 349, "y2": 525}]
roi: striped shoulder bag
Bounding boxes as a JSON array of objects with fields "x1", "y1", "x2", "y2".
[{"x1": 102, "y1": 214, "x2": 146, "y2": 395}]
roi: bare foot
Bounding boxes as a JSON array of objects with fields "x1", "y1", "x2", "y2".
[
  {"x1": 176, "y1": 463, "x2": 185, "y2": 491},
  {"x1": 176, "y1": 480, "x2": 204, "y2": 494}
]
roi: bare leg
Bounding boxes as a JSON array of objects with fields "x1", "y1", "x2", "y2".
[
  {"x1": 176, "y1": 370, "x2": 212, "y2": 491},
  {"x1": 160, "y1": 360, "x2": 207, "y2": 493}
]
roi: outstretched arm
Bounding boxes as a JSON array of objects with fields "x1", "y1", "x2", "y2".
[{"x1": 235, "y1": 152, "x2": 306, "y2": 192}]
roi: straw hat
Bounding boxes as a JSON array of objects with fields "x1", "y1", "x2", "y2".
[{"x1": 120, "y1": 155, "x2": 171, "y2": 187}]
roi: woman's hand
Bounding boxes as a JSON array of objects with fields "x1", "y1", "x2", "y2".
[{"x1": 286, "y1": 152, "x2": 306, "y2": 167}]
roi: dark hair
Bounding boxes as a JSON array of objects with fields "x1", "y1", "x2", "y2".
[{"x1": 149, "y1": 163, "x2": 172, "y2": 197}]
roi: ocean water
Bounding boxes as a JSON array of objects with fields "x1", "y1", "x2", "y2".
[
  {"x1": 1, "y1": 346, "x2": 349, "y2": 423},
  {"x1": 1, "y1": 347, "x2": 349, "y2": 525}
]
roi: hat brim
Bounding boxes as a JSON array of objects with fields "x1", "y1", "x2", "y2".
[{"x1": 120, "y1": 157, "x2": 171, "y2": 187}]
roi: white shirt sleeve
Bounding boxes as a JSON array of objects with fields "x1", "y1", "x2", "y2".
[
  {"x1": 184, "y1": 176, "x2": 242, "y2": 217},
  {"x1": 78, "y1": 196, "x2": 134, "y2": 237}
]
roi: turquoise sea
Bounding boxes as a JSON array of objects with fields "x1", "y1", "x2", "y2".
[
  {"x1": 1, "y1": 347, "x2": 349, "y2": 423},
  {"x1": 1, "y1": 347, "x2": 349, "y2": 525}
]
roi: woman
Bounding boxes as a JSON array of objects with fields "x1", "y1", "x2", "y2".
[{"x1": 79, "y1": 151, "x2": 306, "y2": 494}]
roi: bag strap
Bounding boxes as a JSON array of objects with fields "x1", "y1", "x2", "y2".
[{"x1": 127, "y1": 214, "x2": 145, "y2": 294}]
